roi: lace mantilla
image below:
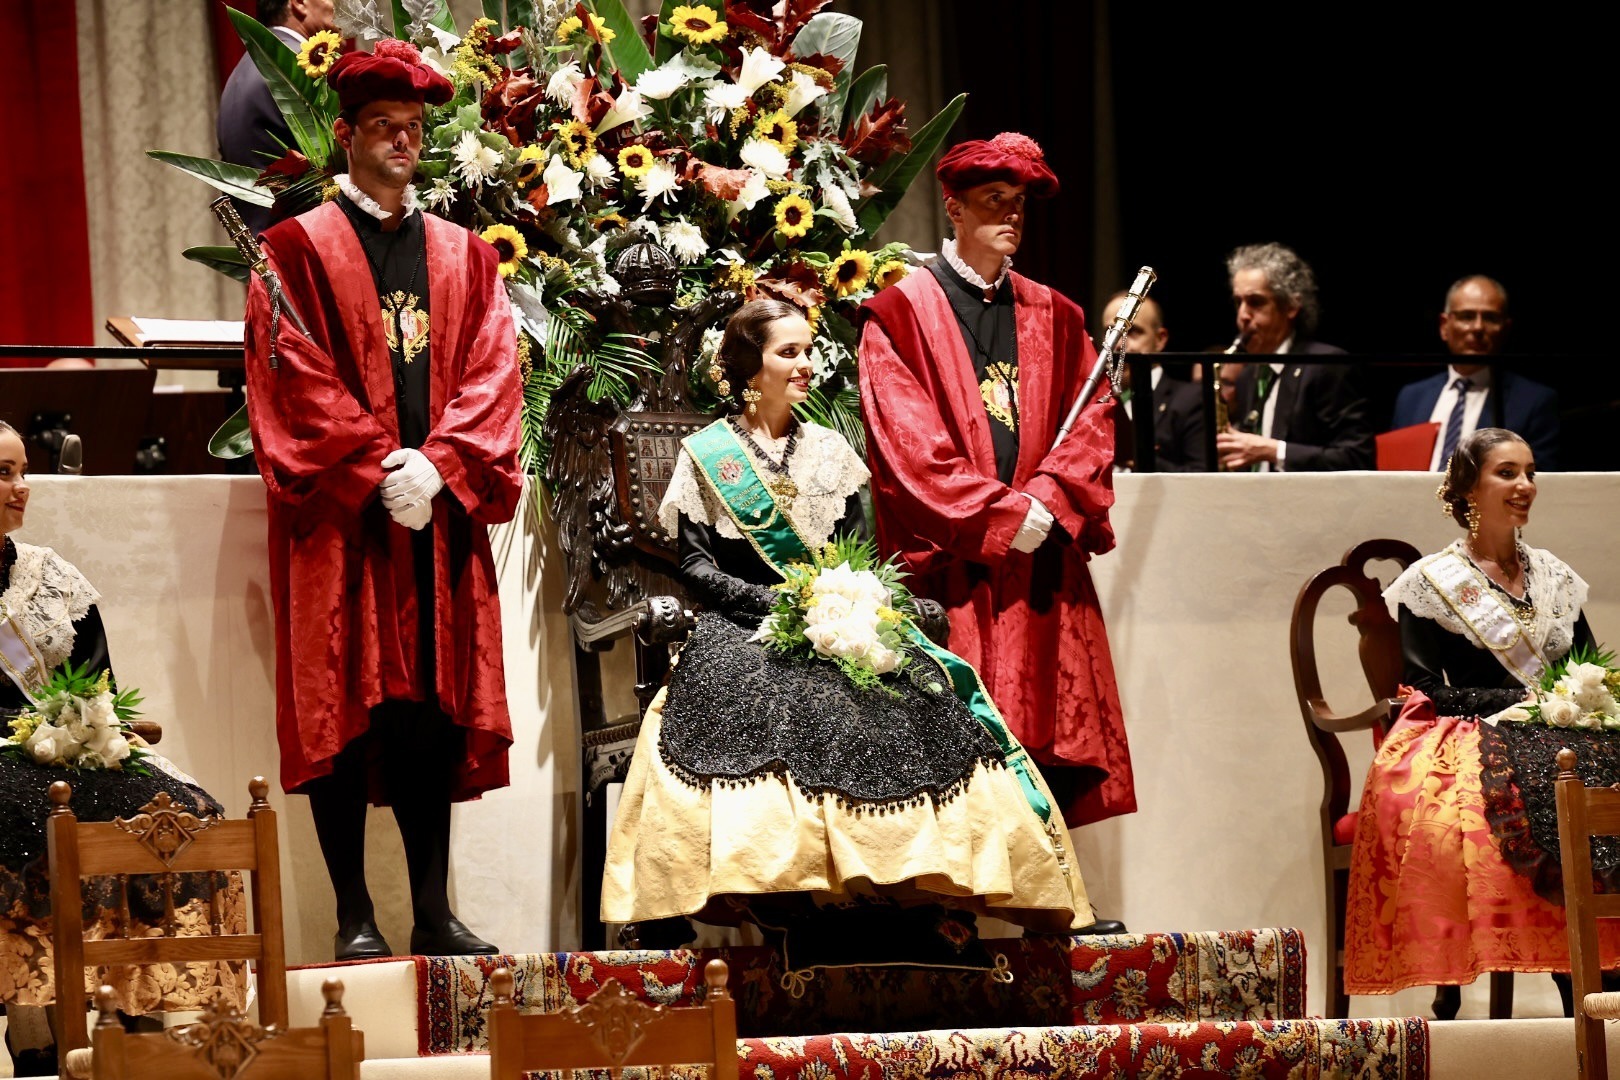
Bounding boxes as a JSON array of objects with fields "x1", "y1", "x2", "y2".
[
  {"x1": 0, "y1": 543, "x2": 99, "y2": 673},
  {"x1": 1385, "y1": 539, "x2": 1588, "y2": 662},
  {"x1": 658, "y1": 420, "x2": 869, "y2": 546}
]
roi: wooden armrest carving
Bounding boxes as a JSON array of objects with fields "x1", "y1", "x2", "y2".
[
  {"x1": 571, "y1": 597, "x2": 695, "y2": 649},
  {"x1": 128, "y1": 720, "x2": 163, "y2": 746}
]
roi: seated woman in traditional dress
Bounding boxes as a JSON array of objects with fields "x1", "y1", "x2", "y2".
[
  {"x1": 0, "y1": 421, "x2": 235, "y2": 1076},
  {"x1": 601, "y1": 301, "x2": 1092, "y2": 971},
  {"x1": 1344, "y1": 427, "x2": 1620, "y2": 1017}
]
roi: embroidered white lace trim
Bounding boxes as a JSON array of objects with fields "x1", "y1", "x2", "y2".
[
  {"x1": 657, "y1": 421, "x2": 870, "y2": 547},
  {"x1": 1385, "y1": 539, "x2": 1589, "y2": 661},
  {"x1": 0, "y1": 543, "x2": 100, "y2": 672},
  {"x1": 335, "y1": 173, "x2": 422, "y2": 221},
  {"x1": 941, "y1": 237, "x2": 1011, "y2": 291}
]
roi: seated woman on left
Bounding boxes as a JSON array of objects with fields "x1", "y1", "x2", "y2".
[{"x1": 0, "y1": 421, "x2": 240, "y2": 1077}]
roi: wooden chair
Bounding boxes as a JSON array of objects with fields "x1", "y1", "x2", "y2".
[
  {"x1": 1555, "y1": 746, "x2": 1620, "y2": 1078},
  {"x1": 1289, "y1": 537, "x2": 1509, "y2": 1019},
  {"x1": 46, "y1": 776, "x2": 288, "y2": 1074},
  {"x1": 88, "y1": 976, "x2": 361, "y2": 1080},
  {"x1": 486, "y1": 958, "x2": 738, "y2": 1080}
]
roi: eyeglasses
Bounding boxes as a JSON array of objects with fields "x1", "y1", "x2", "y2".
[{"x1": 1445, "y1": 309, "x2": 1506, "y2": 327}]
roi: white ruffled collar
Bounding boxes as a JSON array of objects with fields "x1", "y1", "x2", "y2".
[
  {"x1": 335, "y1": 173, "x2": 421, "y2": 222},
  {"x1": 941, "y1": 237, "x2": 1011, "y2": 292}
]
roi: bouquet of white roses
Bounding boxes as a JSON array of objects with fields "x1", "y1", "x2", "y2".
[
  {"x1": 752, "y1": 536, "x2": 935, "y2": 694},
  {"x1": 1499, "y1": 644, "x2": 1620, "y2": 731},
  {"x1": 2, "y1": 662, "x2": 150, "y2": 773}
]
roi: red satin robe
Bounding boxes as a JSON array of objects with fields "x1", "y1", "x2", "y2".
[
  {"x1": 243, "y1": 201, "x2": 522, "y2": 802},
  {"x1": 859, "y1": 269, "x2": 1134, "y2": 826}
]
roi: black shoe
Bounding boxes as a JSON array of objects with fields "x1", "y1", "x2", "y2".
[
  {"x1": 334, "y1": 919, "x2": 394, "y2": 961},
  {"x1": 11, "y1": 1047, "x2": 59, "y2": 1077},
  {"x1": 410, "y1": 917, "x2": 498, "y2": 956},
  {"x1": 1074, "y1": 917, "x2": 1128, "y2": 935}
]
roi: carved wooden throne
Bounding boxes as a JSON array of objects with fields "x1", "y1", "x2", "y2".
[{"x1": 543, "y1": 241, "x2": 742, "y2": 948}]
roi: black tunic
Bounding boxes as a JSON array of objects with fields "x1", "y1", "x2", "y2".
[
  {"x1": 929, "y1": 257, "x2": 1020, "y2": 485},
  {"x1": 1400, "y1": 594, "x2": 1595, "y2": 718}
]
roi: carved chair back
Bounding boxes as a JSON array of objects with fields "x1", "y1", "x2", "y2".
[
  {"x1": 486, "y1": 959, "x2": 738, "y2": 1080},
  {"x1": 88, "y1": 977, "x2": 361, "y2": 1080},
  {"x1": 1288, "y1": 537, "x2": 1419, "y2": 1018},
  {"x1": 1555, "y1": 747, "x2": 1620, "y2": 1079},
  {"x1": 47, "y1": 776, "x2": 288, "y2": 1065}
]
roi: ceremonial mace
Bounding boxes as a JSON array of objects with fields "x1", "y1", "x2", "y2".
[
  {"x1": 210, "y1": 194, "x2": 310, "y2": 370},
  {"x1": 1051, "y1": 266, "x2": 1157, "y2": 451}
]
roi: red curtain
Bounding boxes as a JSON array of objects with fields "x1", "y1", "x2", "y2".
[
  {"x1": 0, "y1": 0, "x2": 93, "y2": 361},
  {"x1": 212, "y1": 0, "x2": 258, "y2": 88}
]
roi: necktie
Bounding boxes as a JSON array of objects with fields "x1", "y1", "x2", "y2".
[
  {"x1": 1254, "y1": 366, "x2": 1274, "y2": 404},
  {"x1": 1439, "y1": 377, "x2": 1472, "y2": 468}
]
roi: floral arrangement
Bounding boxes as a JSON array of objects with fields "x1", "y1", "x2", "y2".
[
  {"x1": 1, "y1": 663, "x2": 150, "y2": 773},
  {"x1": 157, "y1": 1, "x2": 964, "y2": 469},
  {"x1": 1500, "y1": 644, "x2": 1620, "y2": 730},
  {"x1": 752, "y1": 535, "x2": 941, "y2": 695}
]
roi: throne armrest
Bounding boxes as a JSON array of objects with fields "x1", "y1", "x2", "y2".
[
  {"x1": 571, "y1": 596, "x2": 696, "y2": 650},
  {"x1": 912, "y1": 598, "x2": 951, "y2": 646}
]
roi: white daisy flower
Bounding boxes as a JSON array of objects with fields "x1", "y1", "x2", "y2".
[{"x1": 661, "y1": 218, "x2": 709, "y2": 263}]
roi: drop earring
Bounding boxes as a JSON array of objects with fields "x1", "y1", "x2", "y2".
[{"x1": 741, "y1": 387, "x2": 761, "y2": 416}]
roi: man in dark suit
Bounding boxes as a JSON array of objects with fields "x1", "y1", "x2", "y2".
[
  {"x1": 1215, "y1": 242, "x2": 1373, "y2": 471},
  {"x1": 1389, "y1": 275, "x2": 1560, "y2": 469},
  {"x1": 1103, "y1": 293, "x2": 1207, "y2": 471},
  {"x1": 217, "y1": 0, "x2": 336, "y2": 233}
]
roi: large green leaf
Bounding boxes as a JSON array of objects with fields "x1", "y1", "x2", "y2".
[
  {"x1": 148, "y1": 151, "x2": 274, "y2": 206},
  {"x1": 183, "y1": 246, "x2": 251, "y2": 285},
  {"x1": 841, "y1": 64, "x2": 887, "y2": 138},
  {"x1": 481, "y1": 0, "x2": 508, "y2": 31},
  {"x1": 227, "y1": 8, "x2": 338, "y2": 168},
  {"x1": 391, "y1": 0, "x2": 457, "y2": 40},
  {"x1": 791, "y1": 12, "x2": 861, "y2": 130},
  {"x1": 209, "y1": 404, "x2": 254, "y2": 459},
  {"x1": 585, "y1": 0, "x2": 655, "y2": 83},
  {"x1": 854, "y1": 91, "x2": 966, "y2": 239}
]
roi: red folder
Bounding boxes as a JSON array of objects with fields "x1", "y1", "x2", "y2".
[{"x1": 1377, "y1": 421, "x2": 1441, "y2": 471}]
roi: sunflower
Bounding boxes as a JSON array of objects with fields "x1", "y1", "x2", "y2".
[
  {"x1": 552, "y1": 120, "x2": 596, "y2": 168},
  {"x1": 480, "y1": 224, "x2": 528, "y2": 278},
  {"x1": 669, "y1": 4, "x2": 728, "y2": 45},
  {"x1": 873, "y1": 259, "x2": 909, "y2": 290},
  {"x1": 825, "y1": 248, "x2": 873, "y2": 297},
  {"x1": 556, "y1": 13, "x2": 615, "y2": 44},
  {"x1": 616, "y1": 144, "x2": 655, "y2": 178},
  {"x1": 751, "y1": 110, "x2": 798, "y2": 154},
  {"x1": 514, "y1": 145, "x2": 546, "y2": 186},
  {"x1": 296, "y1": 30, "x2": 342, "y2": 78},
  {"x1": 773, "y1": 194, "x2": 814, "y2": 240}
]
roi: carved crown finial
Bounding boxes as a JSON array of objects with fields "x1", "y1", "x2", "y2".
[
  {"x1": 1558, "y1": 746, "x2": 1578, "y2": 777},
  {"x1": 321, "y1": 978, "x2": 346, "y2": 1016},
  {"x1": 49, "y1": 780, "x2": 73, "y2": 809}
]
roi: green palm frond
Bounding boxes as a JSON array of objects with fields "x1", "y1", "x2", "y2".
[{"x1": 795, "y1": 378, "x2": 866, "y2": 457}]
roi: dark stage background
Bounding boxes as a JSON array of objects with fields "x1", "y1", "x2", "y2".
[{"x1": 934, "y1": 2, "x2": 1613, "y2": 467}]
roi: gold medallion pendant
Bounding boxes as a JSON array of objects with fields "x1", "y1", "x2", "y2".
[
  {"x1": 767, "y1": 475, "x2": 799, "y2": 511},
  {"x1": 382, "y1": 290, "x2": 430, "y2": 364}
]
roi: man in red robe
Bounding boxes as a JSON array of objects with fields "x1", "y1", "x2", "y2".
[
  {"x1": 243, "y1": 41, "x2": 522, "y2": 960},
  {"x1": 859, "y1": 133, "x2": 1135, "y2": 839}
]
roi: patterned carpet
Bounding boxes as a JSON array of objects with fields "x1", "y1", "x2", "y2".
[{"x1": 414, "y1": 928, "x2": 1308, "y2": 1051}]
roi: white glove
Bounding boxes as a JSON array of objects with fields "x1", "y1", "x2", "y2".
[
  {"x1": 379, "y1": 448, "x2": 444, "y2": 509},
  {"x1": 389, "y1": 497, "x2": 434, "y2": 531},
  {"x1": 1010, "y1": 494, "x2": 1053, "y2": 554}
]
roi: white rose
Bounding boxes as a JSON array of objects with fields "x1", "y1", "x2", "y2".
[
  {"x1": 867, "y1": 646, "x2": 900, "y2": 675},
  {"x1": 836, "y1": 627, "x2": 872, "y2": 660},
  {"x1": 1575, "y1": 710, "x2": 1605, "y2": 731},
  {"x1": 810, "y1": 594, "x2": 854, "y2": 623},
  {"x1": 85, "y1": 695, "x2": 117, "y2": 730},
  {"x1": 101, "y1": 734, "x2": 130, "y2": 764},
  {"x1": 57, "y1": 704, "x2": 80, "y2": 728},
  {"x1": 804, "y1": 623, "x2": 844, "y2": 657},
  {"x1": 29, "y1": 734, "x2": 58, "y2": 764},
  {"x1": 1498, "y1": 706, "x2": 1533, "y2": 723},
  {"x1": 1541, "y1": 697, "x2": 1582, "y2": 727},
  {"x1": 1569, "y1": 662, "x2": 1609, "y2": 692}
]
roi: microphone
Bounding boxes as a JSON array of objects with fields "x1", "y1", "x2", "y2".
[{"x1": 58, "y1": 434, "x2": 84, "y2": 475}]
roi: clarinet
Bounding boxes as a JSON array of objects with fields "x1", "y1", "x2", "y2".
[
  {"x1": 1051, "y1": 266, "x2": 1157, "y2": 452},
  {"x1": 210, "y1": 194, "x2": 309, "y2": 370},
  {"x1": 1211, "y1": 330, "x2": 1249, "y2": 471}
]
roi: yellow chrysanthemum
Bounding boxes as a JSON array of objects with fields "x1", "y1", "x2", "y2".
[
  {"x1": 480, "y1": 224, "x2": 528, "y2": 279},
  {"x1": 825, "y1": 248, "x2": 873, "y2": 297},
  {"x1": 296, "y1": 30, "x2": 342, "y2": 78},
  {"x1": 616, "y1": 144, "x2": 655, "y2": 178},
  {"x1": 669, "y1": 4, "x2": 728, "y2": 45},
  {"x1": 515, "y1": 145, "x2": 546, "y2": 185},
  {"x1": 773, "y1": 194, "x2": 814, "y2": 239},
  {"x1": 319, "y1": 181, "x2": 340, "y2": 203},
  {"x1": 873, "y1": 259, "x2": 909, "y2": 290},
  {"x1": 727, "y1": 106, "x2": 751, "y2": 139},
  {"x1": 752, "y1": 110, "x2": 798, "y2": 154},
  {"x1": 552, "y1": 120, "x2": 597, "y2": 168},
  {"x1": 764, "y1": 178, "x2": 798, "y2": 195},
  {"x1": 516, "y1": 333, "x2": 533, "y2": 382},
  {"x1": 556, "y1": 13, "x2": 615, "y2": 44}
]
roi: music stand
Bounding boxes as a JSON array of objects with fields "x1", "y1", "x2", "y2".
[{"x1": 0, "y1": 368, "x2": 158, "y2": 474}]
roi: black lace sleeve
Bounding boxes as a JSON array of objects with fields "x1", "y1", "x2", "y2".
[
  {"x1": 678, "y1": 514, "x2": 779, "y2": 617},
  {"x1": 68, "y1": 604, "x2": 115, "y2": 687}
]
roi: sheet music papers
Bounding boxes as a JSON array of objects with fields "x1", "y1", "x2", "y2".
[{"x1": 126, "y1": 318, "x2": 245, "y2": 346}]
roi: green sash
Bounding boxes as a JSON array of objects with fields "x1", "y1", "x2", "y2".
[{"x1": 685, "y1": 421, "x2": 1052, "y2": 823}]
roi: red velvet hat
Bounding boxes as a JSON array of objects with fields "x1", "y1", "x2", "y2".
[
  {"x1": 326, "y1": 39, "x2": 453, "y2": 111},
  {"x1": 936, "y1": 132, "x2": 1059, "y2": 198}
]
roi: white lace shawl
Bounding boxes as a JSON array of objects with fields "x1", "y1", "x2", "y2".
[
  {"x1": 657, "y1": 420, "x2": 869, "y2": 548},
  {"x1": 1384, "y1": 539, "x2": 1589, "y2": 661},
  {"x1": 0, "y1": 542, "x2": 100, "y2": 672}
]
